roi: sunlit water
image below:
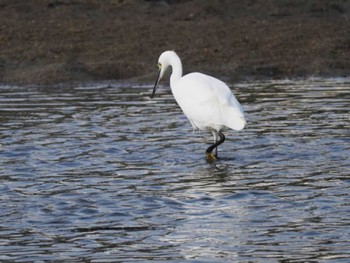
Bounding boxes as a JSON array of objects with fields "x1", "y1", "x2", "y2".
[{"x1": 0, "y1": 78, "x2": 349, "y2": 262}]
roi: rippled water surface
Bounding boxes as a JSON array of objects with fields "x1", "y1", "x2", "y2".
[{"x1": 1, "y1": 78, "x2": 349, "y2": 262}]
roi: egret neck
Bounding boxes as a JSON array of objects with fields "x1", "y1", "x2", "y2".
[{"x1": 168, "y1": 53, "x2": 182, "y2": 87}]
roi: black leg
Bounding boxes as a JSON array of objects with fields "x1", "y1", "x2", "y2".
[{"x1": 206, "y1": 131, "x2": 225, "y2": 157}]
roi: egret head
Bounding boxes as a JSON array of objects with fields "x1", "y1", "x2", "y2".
[{"x1": 151, "y1": 51, "x2": 176, "y2": 98}]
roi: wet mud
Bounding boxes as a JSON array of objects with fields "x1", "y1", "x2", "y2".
[{"x1": 0, "y1": 0, "x2": 349, "y2": 84}]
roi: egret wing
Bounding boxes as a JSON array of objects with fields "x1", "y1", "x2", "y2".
[{"x1": 172, "y1": 73, "x2": 245, "y2": 131}]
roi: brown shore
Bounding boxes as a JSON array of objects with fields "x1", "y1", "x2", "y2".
[{"x1": 0, "y1": 0, "x2": 349, "y2": 85}]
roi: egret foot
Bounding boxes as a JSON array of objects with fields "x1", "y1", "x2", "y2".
[
  {"x1": 205, "y1": 131, "x2": 225, "y2": 161},
  {"x1": 206, "y1": 152, "x2": 217, "y2": 162}
]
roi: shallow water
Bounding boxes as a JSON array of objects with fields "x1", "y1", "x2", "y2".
[{"x1": 0, "y1": 78, "x2": 349, "y2": 262}]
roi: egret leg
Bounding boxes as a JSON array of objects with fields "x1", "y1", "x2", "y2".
[
  {"x1": 206, "y1": 131, "x2": 225, "y2": 161},
  {"x1": 212, "y1": 131, "x2": 218, "y2": 157}
]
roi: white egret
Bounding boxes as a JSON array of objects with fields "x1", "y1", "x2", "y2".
[{"x1": 151, "y1": 50, "x2": 246, "y2": 161}]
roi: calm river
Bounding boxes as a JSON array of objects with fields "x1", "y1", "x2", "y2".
[{"x1": 0, "y1": 78, "x2": 349, "y2": 262}]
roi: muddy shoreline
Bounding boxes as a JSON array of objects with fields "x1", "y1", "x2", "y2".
[{"x1": 0, "y1": 0, "x2": 349, "y2": 85}]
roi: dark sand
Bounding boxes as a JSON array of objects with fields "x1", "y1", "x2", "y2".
[{"x1": 0, "y1": 0, "x2": 349, "y2": 85}]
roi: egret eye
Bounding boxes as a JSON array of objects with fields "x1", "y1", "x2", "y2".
[{"x1": 157, "y1": 63, "x2": 162, "y2": 70}]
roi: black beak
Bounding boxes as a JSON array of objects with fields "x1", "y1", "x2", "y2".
[{"x1": 151, "y1": 70, "x2": 161, "y2": 98}]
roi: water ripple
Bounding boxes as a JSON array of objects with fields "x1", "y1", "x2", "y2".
[{"x1": 0, "y1": 78, "x2": 349, "y2": 261}]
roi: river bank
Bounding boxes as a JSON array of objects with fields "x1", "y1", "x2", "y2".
[{"x1": 0, "y1": 0, "x2": 349, "y2": 84}]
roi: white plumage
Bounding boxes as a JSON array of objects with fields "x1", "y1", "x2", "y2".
[{"x1": 151, "y1": 50, "x2": 246, "y2": 160}]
